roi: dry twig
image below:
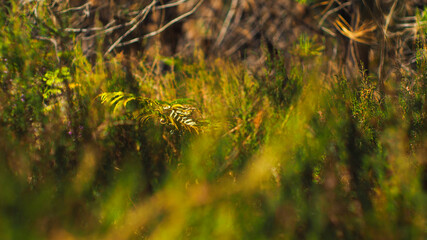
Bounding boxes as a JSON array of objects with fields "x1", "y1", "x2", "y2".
[
  {"x1": 35, "y1": 36, "x2": 60, "y2": 63},
  {"x1": 215, "y1": 0, "x2": 239, "y2": 47},
  {"x1": 104, "y1": 0, "x2": 157, "y2": 56},
  {"x1": 116, "y1": 0, "x2": 205, "y2": 48}
]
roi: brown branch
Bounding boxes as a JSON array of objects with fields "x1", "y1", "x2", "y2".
[
  {"x1": 59, "y1": 2, "x2": 90, "y2": 14},
  {"x1": 34, "y1": 36, "x2": 60, "y2": 63},
  {"x1": 117, "y1": 0, "x2": 205, "y2": 48},
  {"x1": 318, "y1": 1, "x2": 351, "y2": 27},
  {"x1": 104, "y1": 0, "x2": 157, "y2": 56},
  {"x1": 154, "y1": 0, "x2": 188, "y2": 10},
  {"x1": 215, "y1": 0, "x2": 239, "y2": 47}
]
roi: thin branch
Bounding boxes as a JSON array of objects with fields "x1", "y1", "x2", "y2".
[
  {"x1": 143, "y1": 0, "x2": 204, "y2": 39},
  {"x1": 154, "y1": 0, "x2": 188, "y2": 10},
  {"x1": 117, "y1": 0, "x2": 205, "y2": 48},
  {"x1": 82, "y1": 21, "x2": 126, "y2": 40},
  {"x1": 65, "y1": 27, "x2": 104, "y2": 33},
  {"x1": 66, "y1": 0, "x2": 189, "y2": 40},
  {"x1": 321, "y1": 26, "x2": 337, "y2": 37},
  {"x1": 104, "y1": 0, "x2": 157, "y2": 56},
  {"x1": 383, "y1": 0, "x2": 398, "y2": 38},
  {"x1": 68, "y1": 0, "x2": 160, "y2": 34},
  {"x1": 318, "y1": 1, "x2": 351, "y2": 27},
  {"x1": 396, "y1": 23, "x2": 417, "y2": 28},
  {"x1": 215, "y1": 0, "x2": 239, "y2": 47},
  {"x1": 59, "y1": 2, "x2": 90, "y2": 14},
  {"x1": 35, "y1": 36, "x2": 60, "y2": 63}
]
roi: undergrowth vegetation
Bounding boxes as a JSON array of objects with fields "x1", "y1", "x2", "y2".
[{"x1": 0, "y1": 1, "x2": 426, "y2": 240}]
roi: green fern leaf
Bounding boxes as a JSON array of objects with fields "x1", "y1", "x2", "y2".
[{"x1": 98, "y1": 91, "x2": 205, "y2": 134}]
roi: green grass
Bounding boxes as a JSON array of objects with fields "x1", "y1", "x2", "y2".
[{"x1": 0, "y1": 2, "x2": 426, "y2": 240}]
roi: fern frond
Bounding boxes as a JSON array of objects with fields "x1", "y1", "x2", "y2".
[
  {"x1": 165, "y1": 104, "x2": 200, "y2": 133},
  {"x1": 99, "y1": 91, "x2": 205, "y2": 134},
  {"x1": 99, "y1": 92, "x2": 136, "y2": 113}
]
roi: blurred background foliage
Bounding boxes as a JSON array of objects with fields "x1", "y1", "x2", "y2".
[{"x1": 0, "y1": 0, "x2": 426, "y2": 239}]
